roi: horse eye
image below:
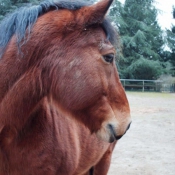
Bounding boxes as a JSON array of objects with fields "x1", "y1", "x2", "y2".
[{"x1": 103, "y1": 54, "x2": 114, "y2": 63}]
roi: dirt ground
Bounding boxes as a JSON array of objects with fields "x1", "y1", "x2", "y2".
[{"x1": 108, "y1": 92, "x2": 175, "y2": 175}]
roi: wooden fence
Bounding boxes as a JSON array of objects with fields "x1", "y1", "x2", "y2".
[{"x1": 120, "y1": 79, "x2": 175, "y2": 92}]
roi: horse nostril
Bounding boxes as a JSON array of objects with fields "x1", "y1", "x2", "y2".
[
  {"x1": 108, "y1": 124, "x2": 115, "y2": 135},
  {"x1": 108, "y1": 124, "x2": 123, "y2": 141}
]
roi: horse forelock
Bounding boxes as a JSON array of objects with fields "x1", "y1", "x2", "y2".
[{"x1": 0, "y1": 0, "x2": 117, "y2": 58}]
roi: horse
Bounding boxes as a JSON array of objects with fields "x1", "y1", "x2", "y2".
[{"x1": 0, "y1": 0, "x2": 131, "y2": 174}]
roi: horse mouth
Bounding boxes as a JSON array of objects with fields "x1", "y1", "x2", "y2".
[{"x1": 108, "y1": 124, "x2": 123, "y2": 143}]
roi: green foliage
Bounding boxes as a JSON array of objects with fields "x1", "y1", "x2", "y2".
[
  {"x1": 167, "y1": 29, "x2": 175, "y2": 52},
  {"x1": 164, "y1": 6, "x2": 175, "y2": 76},
  {"x1": 125, "y1": 58, "x2": 163, "y2": 79},
  {"x1": 110, "y1": 0, "x2": 172, "y2": 79},
  {"x1": 0, "y1": 0, "x2": 41, "y2": 21}
]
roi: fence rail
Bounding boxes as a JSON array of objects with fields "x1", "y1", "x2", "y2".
[{"x1": 120, "y1": 79, "x2": 175, "y2": 92}]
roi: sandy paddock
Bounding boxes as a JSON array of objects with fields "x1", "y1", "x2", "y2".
[{"x1": 108, "y1": 92, "x2": 175, "y2": 175}]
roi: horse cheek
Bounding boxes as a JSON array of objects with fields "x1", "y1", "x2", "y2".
[{"x1": 66, "y1": 74, "x2": 102, "y2": 111}]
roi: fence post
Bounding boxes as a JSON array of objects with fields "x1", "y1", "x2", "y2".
[{"x1": 142, "y1": 80, "x2": 144, "y2": 92}]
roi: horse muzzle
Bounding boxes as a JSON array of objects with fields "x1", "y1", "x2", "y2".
[
  {"x1": 96, "y1": 120, "x2": 132, "y2": 143},
  {"x1": 107, "y1": 122, "x2": 131, "y2": 143}
]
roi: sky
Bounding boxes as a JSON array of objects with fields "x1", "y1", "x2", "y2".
[{"x1": 118, "y1": 0, "x2": 175, "y2": 30}]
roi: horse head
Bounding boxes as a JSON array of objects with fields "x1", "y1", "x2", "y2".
[{"x1": 0, "y1": 0, "x2": 131, "y2": 143}]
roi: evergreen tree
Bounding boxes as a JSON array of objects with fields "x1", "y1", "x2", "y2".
[
  {"x1": 165, "y1": 6, "x2": 175, "y2": 76},
  {"x1": 0, "y1": 0, "x2": 41, "y2": 21},
  {"x1": 110, "y1": 0, "x2": 167, "y2": 79}
]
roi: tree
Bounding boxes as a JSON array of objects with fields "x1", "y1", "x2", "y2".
[
  {"x1": 110, "y1": 0, "x2": 167, "y2": 79},
  {"x1": 0, "y1": 0, "x2": 41, "y2": 21},
  {"x1": 165, "y1": 6, "x2": 175, "y2": 76}
]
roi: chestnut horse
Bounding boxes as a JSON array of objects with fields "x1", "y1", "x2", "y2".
[{"x1": 0, "y1": 0, "x2": 131, "y2": 174}]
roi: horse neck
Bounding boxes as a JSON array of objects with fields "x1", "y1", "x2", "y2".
[
  {"x1": 0, "y1": 60, "x2": 26, "y2": 103},
  {"x1": 0, "y1": 67, "x2": 48, "y2": 133},
  {"x1": 0, "y1": 38, "x2": 47, "y2": 102}
]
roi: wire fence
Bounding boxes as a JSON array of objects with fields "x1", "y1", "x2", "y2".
[{"x1": 120, "y1": 79, "x2": 175, "y2": 93}]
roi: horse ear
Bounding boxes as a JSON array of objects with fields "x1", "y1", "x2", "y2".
[{"x1": 78, "y1": 0, "x2": 113, "y2": 26}]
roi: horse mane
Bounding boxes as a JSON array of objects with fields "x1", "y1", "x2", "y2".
[{"x1": 0, "y1": 0, "x2": 117, "y2": 57}]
